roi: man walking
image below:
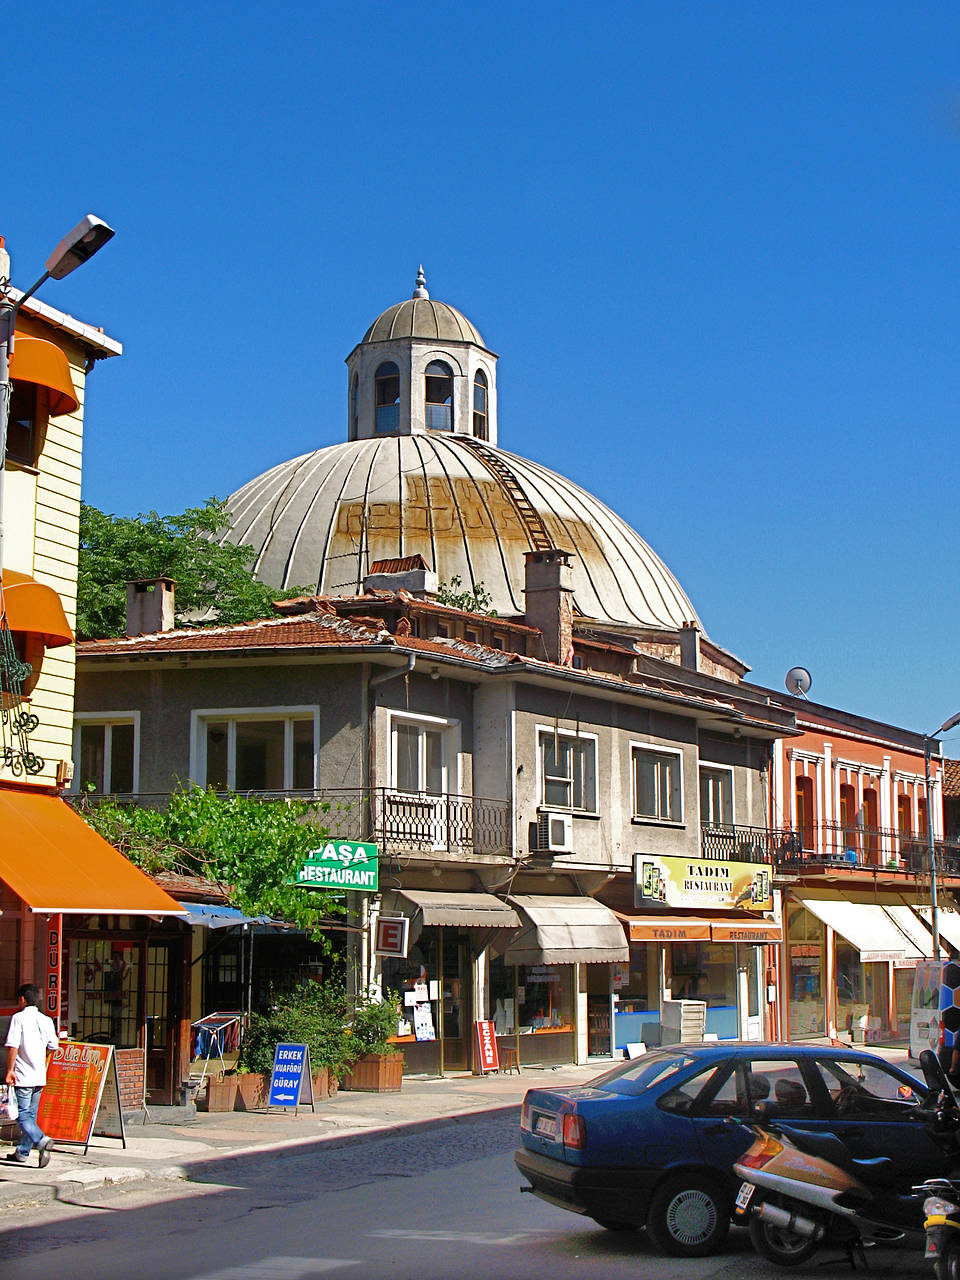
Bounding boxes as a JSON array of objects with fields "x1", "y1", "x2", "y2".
[{"x1": 5, "y1": 983, "x2": 58, "y2": 1166}]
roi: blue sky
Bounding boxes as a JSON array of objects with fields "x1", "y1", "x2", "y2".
[{"x1": 6, "y1": 3, "x2": 960, "y2": 736}]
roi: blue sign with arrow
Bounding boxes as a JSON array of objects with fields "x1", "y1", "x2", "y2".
[{"x1": 268, "y1": 1042, "x2": 315, "y2": 1112}]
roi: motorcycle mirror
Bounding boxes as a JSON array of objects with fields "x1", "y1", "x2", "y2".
[{"x1": 920, "y1": 1049, "x2": 952, "y2": 1095}]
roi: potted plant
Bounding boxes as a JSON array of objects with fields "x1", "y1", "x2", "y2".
[
  {"x1": 340, "y1": 990, "x2": 404, "y2": 1092},
  {"x1": 237, "y1": 980, "x2": 352, "y2": 1107}
]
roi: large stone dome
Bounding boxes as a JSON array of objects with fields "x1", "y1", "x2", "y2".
[{"x1": 223, "y1": 434, "x2": 703, "y2": 631}]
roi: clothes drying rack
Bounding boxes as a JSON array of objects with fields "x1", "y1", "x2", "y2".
[{"x1": 188, "y1": 1011, "x2": 244, "y2": 1092}]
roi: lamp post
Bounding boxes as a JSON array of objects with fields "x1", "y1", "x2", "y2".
[
  {"x1": 923, "y1": 711, "x2": 960, "y2": 958},
  {"x1": 0, "y1": 215, "x2": 115, "y2": 575}
]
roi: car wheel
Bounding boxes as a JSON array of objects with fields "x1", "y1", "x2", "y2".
[
  {"x1": 747, "y1": 1212, "x2": 821, "y2": 1267},
  {"x1": 646, "y1": 1175, "x2": 729, "y2": 1257},
  {"x1": 590, "y1": 1219, "x2": 639, "y2": 1233}
]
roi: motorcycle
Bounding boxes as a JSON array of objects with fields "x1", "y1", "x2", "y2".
[
  {"x1": 915, "y1": 1051, "x2": 960, "y2": 1280},
  {"x1": 733, "y1": 1051, "x2": 960, "y2": 1267}
]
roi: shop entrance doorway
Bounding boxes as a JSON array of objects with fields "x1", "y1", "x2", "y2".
[{"x1": 737, "y1": 945, "x2": 763, "y2": 1040}]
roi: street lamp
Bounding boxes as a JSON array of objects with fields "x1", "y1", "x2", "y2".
[
  {"x1": 0, "y1": 214, "x2": 115, "y2": 573},
  {"x1": 924, "y1": 711, "x2": 960, "y2": 958}
]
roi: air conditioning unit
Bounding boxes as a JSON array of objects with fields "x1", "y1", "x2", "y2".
[{"x1": 537, "y1": 810, "x2": 573, "y2": 853}]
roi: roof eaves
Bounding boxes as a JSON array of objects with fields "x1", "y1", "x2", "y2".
[{"x1": 13, "y1": 288, "x2": 122, "y2": 357}]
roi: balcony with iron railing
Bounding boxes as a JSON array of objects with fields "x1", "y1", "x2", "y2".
[
  {"x1": 770, "y1": 819, "x2": 960, "y2": 878},
  {"x1": 700, "y1": 823, "x2": 801, "y2": 865},
  {"x1": 70, "y1": 787, "x2": 513, "y2": 860}
]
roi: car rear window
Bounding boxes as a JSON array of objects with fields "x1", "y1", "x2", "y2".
[{"x1": 589, "y1": 1050, "x2": 697, "y2": 1096}]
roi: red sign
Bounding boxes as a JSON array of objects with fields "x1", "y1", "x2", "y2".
[
  {"x1": 474, "y1": 1019, "x2": 500, "y2": 1073},
  {"x1": 37, "y1": 1043, "x2": 113, "y2": 1146},
  {"x1": 375, "y1": 916, "x2": 409, "y2": 957}
]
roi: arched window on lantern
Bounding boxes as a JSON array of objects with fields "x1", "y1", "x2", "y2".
[
  {"x1": 350, "y1": 374, "x2": 359, "y2": 440},
  {"x1": 375, "y1": 362, "x2": 400, "y2": 432},
  {"x1": 473, "y1": 370, "x2": 488, "y2": 440},
  {"x1": 425, "y1": 361, "x2": 453, "y2": 430}
]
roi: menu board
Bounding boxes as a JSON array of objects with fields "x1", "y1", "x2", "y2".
[{"x1": 36, "y1": 1042, "x2": 125, "y2": 1152}]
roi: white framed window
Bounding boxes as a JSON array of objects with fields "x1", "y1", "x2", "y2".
[
  {"x1": 699, "y1": 764, "x2": 734, "y2": 826},
  {"x1": 389, "y1": 712, "x2": 458, "y2": 795},
  {"x1": 538, "y1": 727, "x2": 597, "y2": 813},
  {"x1": 72, "y1": 713, "x2": 140, "y2": 794},
  {"x1": 632, "y1": 744, "x2": 683, "y2": 823},
  {"x1": 190, "y1": 707, "x2": 318, "y2": 792}
]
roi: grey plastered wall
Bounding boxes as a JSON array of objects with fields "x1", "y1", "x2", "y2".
[
  {"x1": 74, "y1": 661, "x2": 367, "y2": 795},
  {"x1": 369, "y1": 670, "x2": 476, "y2": 794}
]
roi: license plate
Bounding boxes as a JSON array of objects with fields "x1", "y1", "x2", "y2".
[
  {"x1": 735, "y1": 1182, "x2": 755, "y2": 1213},
  {"x1": 534, "y1": 1113, "x2": 559, "y2": 1138}
]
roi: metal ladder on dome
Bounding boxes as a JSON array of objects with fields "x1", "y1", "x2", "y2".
[{"x1": 456, "y1": 437, "x2": 555, "y2": 552}]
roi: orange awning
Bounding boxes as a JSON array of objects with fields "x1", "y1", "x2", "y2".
[
  {"x1": 0, "y1": 787, "x2": 186, "y2": 915},
  {"x1": 1, "y1": 569, "x2": 73, "y2": 648},
  {"x1": 8, "y1": 334, "x2": 80, "y2": 417},
  {"x1": 711, "y1": 919, "x2": 782, "y2": 943},
  {"x1": 629, "y1": 916, "x2": 712, "y2": 942}
]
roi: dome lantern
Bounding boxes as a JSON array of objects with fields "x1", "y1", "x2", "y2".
[{"x1": 345, "y1": 271, "x2": 498, "y2": 445}]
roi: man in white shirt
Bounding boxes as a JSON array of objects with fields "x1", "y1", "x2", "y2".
[{"x1": 5, "y1": 983, "x2": 58, "y2": 1166}]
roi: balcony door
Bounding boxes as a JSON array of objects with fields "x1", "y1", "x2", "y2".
[{"x1": 390, "y1": 715, "x2": 456, "y2": 850}]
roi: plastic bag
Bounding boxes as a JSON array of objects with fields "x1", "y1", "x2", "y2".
[{"x1": 0, "y1": 1085, "x2": 18, "y2": 1121}]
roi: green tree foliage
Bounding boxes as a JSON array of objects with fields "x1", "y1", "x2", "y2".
[
  {"x1": 76, "y1": 787, "x2": 345, "y2": 941},
  {"x1": 435, "y1": 574, "x2": 497, "y2": 616},
  {"x1": 77, "y1": 498, "x2": 309, "y2": 639}
]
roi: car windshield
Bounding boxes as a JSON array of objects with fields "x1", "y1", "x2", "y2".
[{"x1": 589, "y1": 1049, "x2": 697, "y2": 1096}]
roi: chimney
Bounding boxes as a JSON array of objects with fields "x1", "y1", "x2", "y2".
[
  {"x1": 126, "y1": 578, "x2": 175, "y2": 636},
  {"x1": 524, "y1": 549, "x2": 574, "y2": 665},
  {"x1": 679, "y1": 620, "x2": 701, "y2": 671},
  {"x1": 362, "y1": 555, "x2": 438, "y2": 599}
]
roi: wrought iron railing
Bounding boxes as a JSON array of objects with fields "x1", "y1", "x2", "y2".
[
  {"x1": 0, "y1": 616, "x2": 43, "y2": 776},
  {"x1": 769, "y1": 819, "x2": 960, "y2": 877},
  {"x1": 700, "y1": 823, "x2": 800, "y2": 864}
]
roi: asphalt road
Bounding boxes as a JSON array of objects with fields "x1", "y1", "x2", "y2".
[{"x1": 0, "y1": 1112, "x2": 932, "y2": 1280}]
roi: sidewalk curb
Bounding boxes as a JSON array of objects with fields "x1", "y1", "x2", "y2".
[{"x1": 0, "y1": 1102, "x2": 521, "y2": 1212}]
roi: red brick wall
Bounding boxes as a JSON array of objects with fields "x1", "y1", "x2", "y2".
[{"x1": 115, "y1": 1047, "x2": 146, "y2": 1112}]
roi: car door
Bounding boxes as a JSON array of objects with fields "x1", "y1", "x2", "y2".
[{"x1": 811, "y1": 1055, "x2": 946, "y2": 1182}]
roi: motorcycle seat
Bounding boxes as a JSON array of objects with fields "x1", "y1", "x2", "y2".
[{"x1": 778, "y1": 1126, "x2": 899, "y2": 1189}]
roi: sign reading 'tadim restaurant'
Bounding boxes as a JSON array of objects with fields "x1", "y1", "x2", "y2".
[
  {"x1": 634, "y1": 853, "x2": 772, "y2": 912},
  {"x1": 295, "y1": 841, "x2": 379, "y2": 892}
]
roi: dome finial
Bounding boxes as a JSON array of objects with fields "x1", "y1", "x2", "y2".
[{"x1": 412, "y1": 265, "x2": 429, "y2": 300}]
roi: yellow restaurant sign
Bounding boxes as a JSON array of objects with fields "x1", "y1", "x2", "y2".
[{"x1": 634, "y1": 853, "x2": 772, "y2": 912}]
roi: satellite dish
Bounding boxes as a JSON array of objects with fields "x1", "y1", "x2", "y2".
[{"x1": 785, "y1": 666, "x2": 812, "y2": 697}]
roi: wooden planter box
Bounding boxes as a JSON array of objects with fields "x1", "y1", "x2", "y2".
[
  {"x1": 204, "y1": 1075, "x2": 239, "y2": 1112},
  {"x1": 311, "y1": 1068, "x2": 329, "y2": 1101},
  {"x1": 340, "y1": 1053, "x2": 403, "y2": 1092},
  {"x1": 234, "y1": 1072, "x2": 268, "y2": 1111}
]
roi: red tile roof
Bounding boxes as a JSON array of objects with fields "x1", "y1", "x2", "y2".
[{"x1": 944, "y1": 759, "x2": 960, "y2": 797}]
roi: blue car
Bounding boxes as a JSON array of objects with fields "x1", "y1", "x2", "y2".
[{"x1": 515, "y1": 1042, "x2": 938, "y2": 1256}]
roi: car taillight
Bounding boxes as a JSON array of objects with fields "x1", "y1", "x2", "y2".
[
  {"x1": 521, "y1": 1098, "x2": 531, "y2": 1131},
  {"x1": 563, "y1": 1113, "x2": 586, "y2": 1150},
  {"x1": 739, "y1": 1133, "x2": 783, "y2": 1169}
]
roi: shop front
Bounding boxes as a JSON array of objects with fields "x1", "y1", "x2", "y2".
[
  {"x1": 378, "y1": 888, "x2": 521, "y2": 1075},
  {"x1": 616, "y1": 852, "x2": 780, "y2": 1048},
  {"x1": 785, "y1": 892, "x2": 933, "y2": 1042},
  {"x1": 0, "y1": 785, "x2": 185, "y2": 1100}
]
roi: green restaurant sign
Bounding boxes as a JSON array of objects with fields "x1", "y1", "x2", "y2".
[{"x1": 294, "y1": 841, "x2": 379, "y2": 892}]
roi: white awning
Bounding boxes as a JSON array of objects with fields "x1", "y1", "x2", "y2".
[
  {"x1": 503, "y1": 895, "x2": 629, "y2": 965},
  {"x1": 884, "y1": 902, "x2": 934, "y2": 958},
  {"x1": 798, "y1": 898, "x2": 923, "y2": 963},
  {"x1": 381, "y1": 889, "x2": 520, "y2": 930},
  {"x1": 917, "y1": 905, "x2": 960, "y2": 954}
]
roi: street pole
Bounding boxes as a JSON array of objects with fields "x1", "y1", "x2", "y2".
[{"x1": 925, "y1": 734, "x2": 941, "y2": 959}]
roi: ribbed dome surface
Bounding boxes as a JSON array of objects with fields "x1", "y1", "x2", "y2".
[
  {"x1": 362, "y1": 298, "x2": 487, "y2": 347},
  {"x1": 223, "y1": 436, "x2": 703, "y2": 632}
]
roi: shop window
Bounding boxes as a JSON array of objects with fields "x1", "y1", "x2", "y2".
[
  {"x1": 196, "y1": 711, "x2": 316, "y2": 792},
  {"x1": 539, "y1": 728, "x2": 597, "y2": 812},
  {"x1": 699, "y1": 765, "x2": 732, "y2": 826},
  {"x1": 74, "y1": 719, "x2": 136, "y2": 794},
  {"x1": 473, "y1": 370, "x2": 488, "y2": 439},
  {"x1": 425, "y1": 361, "x2": 453, "y2": 430},
  {"x1": 786, "y1": 902, "x2": 824, "y2": 1037},
  {"x1": 633, "y1": 745, "x2": 682, "y2": 822},
  {"x1": 68, "y1": 938, "x2": 141, "y2": 1047},
  {"x1": 375, "y1": 361, "x2": 400, "y2": 432}
]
